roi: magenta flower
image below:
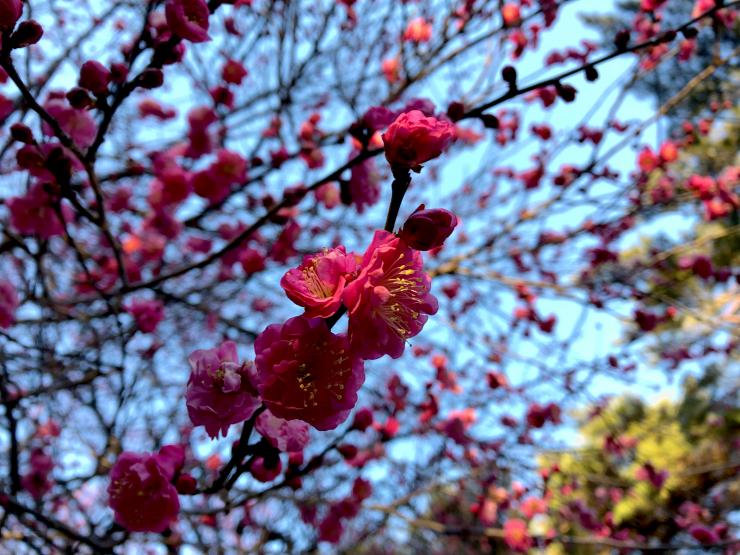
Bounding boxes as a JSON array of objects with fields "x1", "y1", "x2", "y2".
[
  {"x1": 342, "y1": 231, "x2": 438, "y2": 359},
  {"x1": 78, "y1": 60, "x2": 111, "y2": 94},
  {"x1": 192, "y1": 168, "x2": 229, "y2": 203},
  {"x1": 689, "y1": 524, "x2": 720, "y2": 544},
  {"x1": 211, "y1": 148, "x2": 247, "y2": 185},
  {"x1": 21, "y1": 448, "x2": 54, "y2": 500},
  {"x1": 249, "y1": 456, "x2": 282, "y2": 483},
  {"x1": 8, "y1": 183, "x2": 70, "y2": 239},
  {"x1": 0, "y1": 0, "x2": 22, "y2": 31},
  {"x1": 0, "y1": 280, "x2": 19, "y2": 329},
  {"x1": 382, "y1": 110, "x2": 455, "y2": 170},
  {"x1": 254, "y1": 316, "x2": 364, "y2": 430},
  {"x1": 280, "y1": 246, "x2": 359, "y2": 318},
  {"x1": 398, "y1": 204, "x2": 458, "y2": 251},
  {"x1": 147, "y1": 165, "x2": 193, "y2": 208},
  {"x1": 186, "y1": 341, "x2": 260, "y2": 439},
  {"x1": 125, "y1": 298, "x2": 164, "y2": 333},
  {"x1": 42, "y1": 99, "x2": 97, "y2": 149},
  {"x1": 107, "y1": 447, "x2": 181, "y2": 533},
  {"x1": 361, "y1": 106, "x2": 396, "y2": 133},
  {"x1": 348, "y1": 154, "x2": 381, "y2": 213},
  {"x1": 256, "y1": 410, "x2": 310, "y2": 452},
  {"x1": 222, "y1": 59, "x2": 248, "y2": 85},
  {"x1": 192, "y1": 149, "x2": 247, "y2": 202},
  {"x1": 154, "y1": 444, "x2": 186, "y2": 480},
  {"x1": 165, "y1": 0, "x2": 210, "y2": 43}
]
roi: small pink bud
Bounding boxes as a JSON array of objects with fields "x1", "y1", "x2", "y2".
[
  {"x1": 175, "y1": 473, "x2": 197, "y2": 495},
  {"x1": 138, "y1": 68, "x2": 164, "y2": 89},
  {"x1": 10, "y1": 123, "x2": 33, "y2": 144},
  {"x1": 10, "y1": 19, "x2": 43, "y2": 48},
  {"x1": 79, "y1": 60, "x2": 111, "y2": 94},
  {"x1": 398, "y1": 204, "x2": 458, "y2": 251},
  {"x1": 351, "y1": 407, "x2": 373, "y2": 431}
]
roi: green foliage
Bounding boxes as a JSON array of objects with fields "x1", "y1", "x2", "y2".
[{"x1": 541, "y1": 369, "x2": 739, "y2": 544}]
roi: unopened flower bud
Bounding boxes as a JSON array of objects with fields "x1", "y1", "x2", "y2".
[
  {"x1": 110, "y1": 63, "x2": 129, "y2": 84},
  {"x1": 555, "y1": 82, "x2": 577, "y2": 102},
  {"x1": 138, "y1": 68, "x2": 164, "y2": 89},
  {"x1": 10, "y1": 123, "x2": 34, "y2": 144},
  {"x1": 398, "y1": 204, "x2": 459, "y2": 251},
  {"x1": 480, "y1": 113, "x2": 500, "y2": 129},
  {"x1": 79, "y1": 60, "x2": 111, "y2": 94},
  {"x1": 502, "y1": 65, "x2": 518, "y2": 86},
  {"x1": 584, "y1": 65, "x2": 599, "y2": 82},
  {"x1": 614, "y1": 29, "x2": 630, "y2": 50},
  {"x1": 446, "y1": 101, "x2": 466, "y2": 122},
  {"x1": 175, "y1": 473, "x2": 197, "y2": 495},
  {"x1": 10, "y1": 19, "x2": 43, "y2": 48},
  {"x1": 66, "y1": 87, "x2": 93, "y2": 109}
]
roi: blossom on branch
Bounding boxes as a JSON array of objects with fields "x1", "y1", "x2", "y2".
[
  {"x1": 0, "y1": 0, "x2": 22, "y2": 31},
  {"x1": 8, "y1": 183, "x2": 70, "y2": 239},
  {"x1": 165, "y1": 0, "x2": 210, "y2": 43},
  {"x1": 107, "y1": 447, "x2": 182, "y2": 533},
  {"x1": 280, "y1": 246, "x2": 359, "y2": 318},
  {"x1": 398, "y1": 204, "x2": 458, "y2": 251},
  {"x1": 125, "y1": 298, "x2": 165, "y2": 333},
  {"x1": 343, "y1": 231, "x2": 438, "y2": 359},
  {"x1": 348, "y1": 155, "x2": 381, "y2": 213},
  {"x1": 255, "y1": 410, "x2": 310, "y2": 452},
  {"x1": 254, "y1": 316, "x2": 364, "y2": 430},
  {"x1": 382, "y1": 110, "x2": 455, "y2": 170},
  {"x1": 186, "y1": 341, "x2": 260, "y2": 439}
]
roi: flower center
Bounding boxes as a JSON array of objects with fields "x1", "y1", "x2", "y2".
[
  {"x1": 375, "y1": 259, "x2": 424, "y2": 338},
  {"x1": 302, "y1": 259, "x2": 333, "y2": 299},
  {"x1": 296, "y1": 364, "x2": 318, "y2": 408}
]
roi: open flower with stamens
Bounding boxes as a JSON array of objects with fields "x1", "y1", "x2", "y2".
[
  {"x1": 343, "y1": 230, "x2": 438, "y2": 359},
  {"x1": 107, "y1": 447, "x2": 181, "y2": 533},
  {"x1": 186, "y1": 341, "x2": 260, "y2": 439},
  {"x1": 280, "y1": 246, "x2": 359, "y2": 318},
  {"x1": 254, "y1": 316, "x2": 364, "y2": 430},
  {"x1": 165, "y1": 0, "x2": 211, "y2": 43}
]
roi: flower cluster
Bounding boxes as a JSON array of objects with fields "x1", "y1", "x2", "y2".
[
  {"x1": 180, "y1": 132, "x2": 457, "y2": 436},
  {"x1": 342, "y1": 230, "x2": 438, "y2": 360},
  {"x1": 107, "y1": 105, "x2": 458, "y2": 533}
]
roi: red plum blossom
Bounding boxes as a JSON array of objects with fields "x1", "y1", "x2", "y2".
[
  {"x1": 254, "y1": 316, "x2": 364, "y2": 430},
  {"x1": 165, "y1": 0, "x2": 210, "y2": 43},
  {"x1": 186, "y1": 341, "x2": 260, "y2": 439},
  {"x1": 343, "y1": 230, "x2": 438, "y2": 359},
  {"x1": 382, "y1": 110, "x2": 455, "y2": 170},
  {"x1": 280, "y1": 246, "x2": 359, "y2": 318},
  {"x1": 107, "y1": 446, "x2": 182, "y2": 533}
]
